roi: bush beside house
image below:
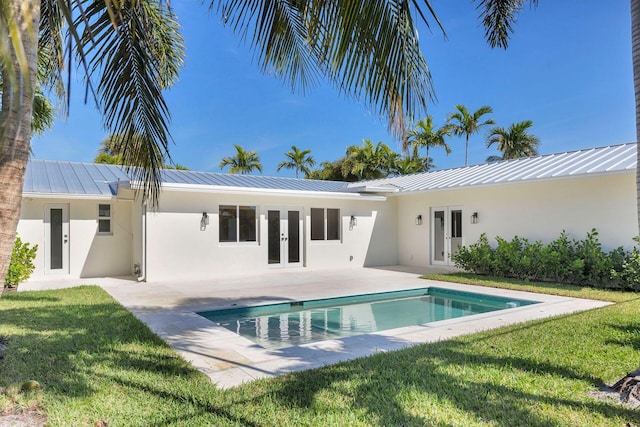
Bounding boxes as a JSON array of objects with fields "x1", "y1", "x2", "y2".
[
  {"x1": 453, "y1": 230, "x2": 640, "y2": 290},
  {"x1": 5, "y1": 235, "x2": 37, "y2": 289}
]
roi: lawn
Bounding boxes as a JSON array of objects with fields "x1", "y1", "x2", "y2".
[{"x1": 0, "y1": 283, "x2": 639, "y2": 426}]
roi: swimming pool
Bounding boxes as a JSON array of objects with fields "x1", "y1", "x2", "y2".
[{"x1": 198, "y1": 287, "x2": 539, "y2": 349}]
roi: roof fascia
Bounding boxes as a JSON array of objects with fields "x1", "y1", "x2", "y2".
[
  {"x1": 22, "y1": 192, "x2": 117, "y2": 200},
  {"x1": 139, "y1": 182, "x2": 388, "y2": 201}
]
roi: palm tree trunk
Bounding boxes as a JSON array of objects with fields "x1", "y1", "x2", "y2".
[
  {"x1": 465, "y1": 135, "x2": 469, "y2": 167},
  {"x1": 634, "y1": 0, "x2": 640, "y2": 234},
  {"x1": 0, "y1": 0, "x2": 40, "y2": 293},
  {"x1": 610, "y1": 0, "x2": 640, "y2": 401}
]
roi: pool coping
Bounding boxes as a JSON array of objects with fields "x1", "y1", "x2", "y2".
[{"x1": 95, "y1": 268, "x2": 611, "y2": 389}]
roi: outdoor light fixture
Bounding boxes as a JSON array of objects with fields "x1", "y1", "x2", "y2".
[
  {"x1": 471, "y1": 212, "x2": 478, "y2": 224},
  {"x1": 201, "y1": 212, "x2": 209, "y2": 230},
  {"x1": 415, "y1": 214, "x2": 422, "y2": 226},
  {"x1": 350, "y1": 215, "x2": 357, "y2": 228}
]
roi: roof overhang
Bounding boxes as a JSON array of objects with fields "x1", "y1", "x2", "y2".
[
  {"x1": 143, "y1": 182, "x2": 388, "y2": 201},
  {"x1": 345, "y1": 185, "x2": 400, "y2": 193},
  {"x1": 22, "y1": 192, "x2": 117, "y2": 200}
]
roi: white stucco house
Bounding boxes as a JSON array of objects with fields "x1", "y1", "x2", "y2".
[{"x1": 17, "y1": 142, "x2": 638, "y2": 282}]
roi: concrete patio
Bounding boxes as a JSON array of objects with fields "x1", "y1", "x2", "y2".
[{"x1": 21, "y1": 267, "x2": 611, "y2": 389}]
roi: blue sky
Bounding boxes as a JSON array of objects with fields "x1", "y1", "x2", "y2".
[{"x1": 31, "y1": 1, "x2": 635, "y2": 177}]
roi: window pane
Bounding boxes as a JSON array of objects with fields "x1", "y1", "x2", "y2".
[
  {"x1": 288, "y1": 211, "x2": 299, "y2": 263},
  {"x1": 310, "y1": 208, "x2": 324, "y2": 240},
  {"x1": 98, "y1": 204, "x2": 111, "y2": 218},
  {"x1": 239, "y1": 206, "x2": 257, "y2": 242},
  {"x1": 451, "y1": 210, "x2": 462, "y2": 238},
  {"x1": 50, "y1": 208, "x2": 63, "y2": 269},
  {"x1": 268, "y1": 210, "x2": 280, "y2": 264},
  {"x1": 98, "y1": 219, "x2": 111, "y2": 234},
  {"x1": 219, "y1": 205, "x2": 237, "y2": 242},
  {"x1": 327, "y1": 208, "x2": 340, "y2": 240}
]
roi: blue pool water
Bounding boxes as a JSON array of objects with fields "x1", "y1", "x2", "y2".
[{"x1": 198, "y1": 287, "x2": 538, "y2": 349}]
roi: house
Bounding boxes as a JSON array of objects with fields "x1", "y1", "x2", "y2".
[{"x1": 17, "y1": 142, "x2": 638, "y2": 282}]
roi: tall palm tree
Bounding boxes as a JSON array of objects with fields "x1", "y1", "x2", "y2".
[
  {"x1": 446, "y1": 104, "x2": 495, "y2": 167},
  {"x1": 407, "y1": 116, "x2": 451, "y2": 171},
  {"x1": 277, "y1": 146, "x2": 316, "y2": 178},
  {"x1": 219, "y1": 145, "x2": 263, "y2": 175},
  {"x1": 0, "y1": 1, "x2": 444, "y2": 285},
  {"x1": 486, "y1": 120, "x2": 540, "y2": 160}
]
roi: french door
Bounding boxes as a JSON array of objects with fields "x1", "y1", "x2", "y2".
[
  {"x1": 267, "y1": 208, "x2": 303, "y2": 268},
  {"x1": 431, "y1": 206, "x2": 464, "y2": 266},
  {"x1": 44, "y1": 204, "x2": 70, "y2": 275}
]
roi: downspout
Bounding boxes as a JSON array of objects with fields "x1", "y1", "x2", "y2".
[{"x1": 138, "y1": 201, "x2": 147, "y2": 282}]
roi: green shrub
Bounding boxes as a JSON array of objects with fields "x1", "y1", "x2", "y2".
[
  {"x1": 452, "y1": 230, "x2": 639, "y2": 291},
  {"x1": 611, "y1": 237, "x2": 640, "y2": 291},
  {"x1": 5, "y1": 235, "x2": 38, "y2": 288}
]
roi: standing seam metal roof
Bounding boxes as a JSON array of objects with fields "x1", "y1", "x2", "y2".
[
  {"x1": 22, "y1": 143, "x2": 637, "y2": 196},
  {"x1": 349, "y1": 143, "x2": 637, "y2": 193},
  {"x1": 23, "y1": 160, "x2": 350, "y2": 196}
]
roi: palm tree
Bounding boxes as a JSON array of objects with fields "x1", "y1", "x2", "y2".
[
  {"x1": 277, "y1": 146, "x2": 316, "y2": 178},
  {"x1": 343, "y1": 140, "x2": 398, "y2": 180},
  {"x1": 220, "y1": 145, "x2": 263, "y2": 175},
  {"x1": 486, "y1": 120, "x2": 540, "y2": 160},
  {"x1": 0, "y1": 1, "x2": 443, "y2": 286},
  {"x1": 392, "y1": 152, "x2": 429, "y2": 175},
  {"x1": 94, "y1": 134, "x2": 188, "y2": 169},
  {"x1": 446, "y1": 105, "x2": 495, "y2": 167},
  {"x1": 407, "y1": 116, "x2": 451, "y2": 171}
]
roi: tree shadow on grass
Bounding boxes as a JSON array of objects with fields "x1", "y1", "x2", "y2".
[
  {"x1": 264, "y1": 337, "x2": 640, "y2": 427},
  {"x1": 603, "y1": 321, "x2": 640, "y2": 351}
]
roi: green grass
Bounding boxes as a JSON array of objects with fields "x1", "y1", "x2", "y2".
[
  {"x1": 423, "y1": 273, "x2": 640, "y2": 303},
  {"x1": 1, "y1": 285, "x2": 640, "y2": 426}
]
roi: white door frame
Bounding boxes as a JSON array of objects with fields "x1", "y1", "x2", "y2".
[
  {"x1": 266, "y1": 206, "x2": 303, "y2": 268},
  {"x1": 44, "y1": 203, "x2": 70, "y2": 275},
  {"x1": 430, "y1": 206, "x2": 464, "y2": 266}
]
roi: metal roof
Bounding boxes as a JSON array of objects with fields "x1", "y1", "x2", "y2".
[
  {"x1": 22, "y1": 143, "x2": 637, "y2": 197},
  {"x1": 350, "y1": 143, "x2": 637, "y2": 193},
  {"x1": 158, "y1": 169, "x2": 349, "y2": 192},
  {"x1": 23, "y1": 160, "x2": 130, "y2": 197},
  {"x1": 23, "y1": 160, "x2": 350, "y2": 196}
]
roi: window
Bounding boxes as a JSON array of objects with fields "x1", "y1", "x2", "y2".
[
  {"x1": 97, "y1": 204, "x2": 112, "y2": 234},
  {"x1": 219, "y1": 205, "x2": 257, "y2": 242},
  {"x1": 310, "y1": 208, "x2": 341, "y2": 241},
  {"x1": 451, "y1": 210, "x2": 462, "y2": 238}
]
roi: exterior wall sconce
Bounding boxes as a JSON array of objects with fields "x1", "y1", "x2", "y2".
[
  {"x1": 470, "y1": 212, "x2": 478, "y2": 224},
  {"x1": 349, "y1": 215, "x2": 357, "y2": 230},
  {"x1": 200, "y1": 212, "x2": 209, "y2": 230},
  {"x1": 415, "y1": 214, "x2": 422, "y2": 226}
]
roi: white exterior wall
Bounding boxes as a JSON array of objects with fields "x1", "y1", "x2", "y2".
[
  {"x1": 18, "y1": 197, "x2": 134, "y2": 279},
  {"x1": 396, "y1": 173, "x2": 637, "y2": 267},
  {"x1": 144, "y1": 191, "x2": 397, "y2": 281}
]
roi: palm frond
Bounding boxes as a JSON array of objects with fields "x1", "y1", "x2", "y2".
[
  {"x1": 75, "y1": 0, "x2": 185, "y2": 205},
  {"x1": 210, "y1": 0, "x2": 442, "y2": 142},
  {"x1": 475, "y1": 0, "x2": 537, "y2": 49}
]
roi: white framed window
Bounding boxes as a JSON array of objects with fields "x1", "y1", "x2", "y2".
[
  {"x1": 310, "y1": 208, "x2": 340, "y2": 241},
  {"x1": 219, "y1": 205, "x2": 257, "y2": 243},
  {"x1": 97, "y1": 204, "x2": 112, "y2": 235}
]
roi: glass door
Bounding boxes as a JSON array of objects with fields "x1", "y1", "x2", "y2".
[
  {"x1": 44, "y1": 204, "x2": 70, "y2": 275},
  {"x1": 431, "y1": 206, "x2": 463, "y2": 266},
  {"x1": 267, "y1": 208, "x2": 302, "y2": 268}
]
